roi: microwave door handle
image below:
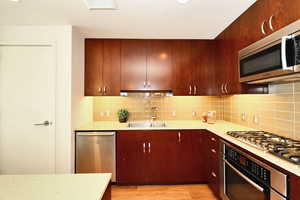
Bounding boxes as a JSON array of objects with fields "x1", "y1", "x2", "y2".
[
  {"x1": 281, "y1": 35, "x2": 294, "y2": 70},
  {"x1": 224, "y1": 159, "x2": 265, "y2": 193}
]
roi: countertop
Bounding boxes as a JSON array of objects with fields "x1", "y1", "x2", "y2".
[
  {"x1": 76, "y1": 120, "x2": 300, "y2": 177},
  {"x1": 0, "y1": 173, "x2": 111, "y2": 200}
]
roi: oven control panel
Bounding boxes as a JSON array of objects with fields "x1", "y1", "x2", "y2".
[{"x1": 225, "y1": 145, "x2": 270, "y2": 185}]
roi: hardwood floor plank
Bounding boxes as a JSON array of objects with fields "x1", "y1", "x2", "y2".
[{"x1": 112, "y1": 184, "x2": 217, "y2": 200}]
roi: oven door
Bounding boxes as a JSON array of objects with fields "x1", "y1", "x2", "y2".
[{"x1": 224, "y1": 160, "x2": 269, "y2": 200}]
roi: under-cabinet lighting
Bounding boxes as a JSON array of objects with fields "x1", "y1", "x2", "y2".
[{"x1": 84, "y1": 0, "x2": 118, "y2": 10}]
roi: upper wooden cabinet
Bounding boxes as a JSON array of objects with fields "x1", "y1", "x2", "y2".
[
  {"x1": 85, "y1": 39, "x2": 121, "y2": 96},
  {"x1": 121, "y1": 40, "x2": 173, "y2": 91},
  {"x1": 172, "y1": 40, "x2": 194, "y2": 96},
  {"x1": 121, "y1": 40, "x2": 148, "y2": 91}
]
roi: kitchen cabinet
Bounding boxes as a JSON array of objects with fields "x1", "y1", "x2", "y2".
[
  {"x1": 207, "y1": 131, "x2": 221, "y2": 198},
  {"x1": 85, "y1": 39, "x2": 121, "y2": 96},
  {"x1": 121, "y1": 40, "x2": 148, "y2": 91},
  {"x1": 172, "y1": 40, "x2": 193, "y2": 96},
  {"x1": 121, "y1": 40, "x2": 173, "y2": 91},
  {"x1": 290, "y1": 174, "x2": 300, "y2": 200},
  {"x1": 101, "y1": 182, "x2": 111, "y2": 200},
  {"x1": 147, "y1": 40, "x2": 173, "y2": 91},
  {"x1": 116, "y1": 130, "x2": 207, "y2": 184}
]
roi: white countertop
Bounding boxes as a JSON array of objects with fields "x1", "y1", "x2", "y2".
[
  {"x1": 0, "y1": 173, "x2": 111, "y2": 200},
  {"x1": 76, "y1": 120, "x2": 300, "y2": 177}
]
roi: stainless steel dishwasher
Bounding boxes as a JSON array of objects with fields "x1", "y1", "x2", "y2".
[{"x1": 75, "y1": 131, "x2": 116, "y2": 182}]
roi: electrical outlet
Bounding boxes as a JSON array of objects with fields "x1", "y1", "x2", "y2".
[
  {"x1": 253, "y1": 114, "x2": 259, "y2": 124},
  {"x1": 106, "y1": 110, "x2": 110, "y2": 116},
  {"x1": 172, "y1": 111, "x2": 176, "y2": 117},
  {"x1": 241, "y1": 113, "x2": 247, "y2": 121},
  {"x1": 100, "y1": 112, "x2": 104, "y2": 117},
  {"x1": 192, "y1": 111, "x2": 197, "y2": 116}
]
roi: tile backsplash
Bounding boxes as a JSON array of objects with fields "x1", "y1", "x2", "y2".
[
  {"x1": 93, "y1": 93, "x2": 223, "y2": 122},
  {"x1": 223, "y1": 82, "x2": 300, "y2": 140}
]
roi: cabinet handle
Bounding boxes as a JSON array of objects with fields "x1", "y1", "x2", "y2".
[
  {"x1": 224, "y1": 82, "x2": 228, "y2": 94},
  {"x1": 178, "y1": 132, "x2": 181, "y2": 143},
  {"x1": 211, "y1": 149, "x2": 216, "y2": 154},
  {"x1": 143, "y1": 81, "x2": 146, "y2": 88},
  {"x1": 143, "y1": 142, "x2": 146, "y2": 154},
  {"x1": 211, "y1": 172, "x2": 216, "y2": 178},
  {"x1": 221, "y1": 83, "x2": 225, "y2": 94},
  {"x1": 148, "y1": 142, "x2": 151, "y2": 154},
  {"x1": 147, "y1": 82, "x2": 151, "y2": 88},
  {"x1": 211, "y1": 137, "x2": 216, "y2": 142},
  {"x1": 189, "y1": 85, "x2": 192, "y2": 95},
  {"x1": 269, "y1": 15, "x2": 274, "y2": 31},
  {"x1": 194, "y1": 85, "x2": 197, "y2": 95},
  {"x1": 103, "y1": 86, "x2": 107, "y2": 94},
  {"x1": 98, "y1": 87, "x2": 102, "y2": 94},
  {"x1": 261, "y1": 20, "x2": 267, "y2": 35}
]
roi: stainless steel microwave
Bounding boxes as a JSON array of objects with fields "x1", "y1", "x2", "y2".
[{"x1": 239, "y1": 19, "x2": 300, "y2": 84}]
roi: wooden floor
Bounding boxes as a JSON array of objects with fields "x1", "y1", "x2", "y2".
[{"x1": 112, "y1": 184, "x2": 218, "y2": 200}]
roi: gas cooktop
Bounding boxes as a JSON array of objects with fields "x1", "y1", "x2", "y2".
[{"x1": 227, "y1": 131, "x2": 300, "y2": 164}]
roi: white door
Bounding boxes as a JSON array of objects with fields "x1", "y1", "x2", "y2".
[{"x1": 0, "y1": 45, "x2": 56, "y2": 174}]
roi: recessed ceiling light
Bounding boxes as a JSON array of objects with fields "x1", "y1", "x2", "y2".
[
  {"x1": 10, "y1": 0, "x2": 21, "y2": 2},
  {"x1": 84, "y1": 0, "x2": 117, "y2": 10},
  {"x1": 177, "y1": 0, "x2": 190, "y2": 4}
]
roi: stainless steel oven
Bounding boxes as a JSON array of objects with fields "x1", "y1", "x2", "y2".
[
  {"x1": 220, "y1": 141, "x2": 288, "y2": 200},
  {"x1": 239, "y1": 19, "x2": 300, "y2": 84}
]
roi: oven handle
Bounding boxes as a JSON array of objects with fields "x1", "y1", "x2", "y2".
[
  {"x1": 281, "y1": 35, "x2": 294, "y2": 70},
  {"x1": 224, "y1": 159, "x2": 265, "y2": 193}
]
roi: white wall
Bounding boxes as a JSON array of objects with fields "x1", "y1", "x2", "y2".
[
  {"x1": 70, "y1": 27, "x2": 93, "y2": 172},
  {"x1": 0, "y1": 26, "x2": 73, "y2": 173}
]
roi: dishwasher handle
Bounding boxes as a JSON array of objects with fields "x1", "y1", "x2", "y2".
[{"x1": 76, "y1": 132, "x2": 115, "y2": 136}]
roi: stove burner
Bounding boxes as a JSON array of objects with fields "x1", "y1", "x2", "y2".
[{"x1": 227, "y1": 131, "x2": 300, "y2": 165}]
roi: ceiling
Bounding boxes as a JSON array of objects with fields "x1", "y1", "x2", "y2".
[{"x1": 0, "y1": 0, "x2": 256, "y2": 39}]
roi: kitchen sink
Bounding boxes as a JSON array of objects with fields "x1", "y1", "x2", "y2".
[{"x1": 128, "y1": 122, "x2": 167, "y2": 128}]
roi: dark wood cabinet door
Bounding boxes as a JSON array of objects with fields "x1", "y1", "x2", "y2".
[
  {"x1": 102, "y1": 40, "x2": 121, "y2": 96},
  {"x1": 147, "y1": 40, "x2": 173, "y2": 91},
  {"x1": 191, "y1": 40, "x2": 217, "y2": 96},
  {"x1": 121, "y1": 40, "x2": 147, "y2": 91},
  {"x1": 85, "y1": 39, "x2": 103, "y2": 96},
  {"x1": 207, "y1": 132, "x2": 221, "y2": 198},
  {"x1": 116, "y1": 131, "x2": 148, "y2": 184},
  {"x1": 146, "y1": 130, "x2": 179, "y2": 184},
  {"x1": 176, "y1": 130, "x2": 207, "y2": 183},
  {"x1": 290, "y1": 174, "x2": 300, "y2": 200},
  {"x1": 172, "y1": 40, "x2": 194, "y2": 96}
]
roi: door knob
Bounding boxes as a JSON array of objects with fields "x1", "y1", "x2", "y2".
[{"x1": 34, "y1": 121, "x2": 52, "y2": 126}]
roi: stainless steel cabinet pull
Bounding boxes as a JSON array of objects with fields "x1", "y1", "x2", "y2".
[
  {"x1": 211, "y1": 172, "x2": 216, "y2": 178},
  {"x1": 269, "y1": 15, "x2": 274, "y2": 31},
  {"x1": 103, "y1": 86, "x2": 107, "y2": 94},
  {"x1": 143, "y1": 142, "x2": 146, "y2": 154},
  {"x1": 34, "y1": 120, "x2": 52, "y2": 126},
  {"x1": 178, "y1": 132, "x2": 181, "y2": 143},
  {"x1": 221, "y1": 83, "x2": 225, "y2": 94},
  {"x1": 194, "y1": 85, "x2": 197, "y2": 95},
  {"x1": 98, "y1": 87, "x2": 102, "y2": 94},
  {"x1": 189, "y1": 85, "x2": 192, "y2": 95},
  {"x1": 261, "y1": 20, "x2": 267, "y2": 35},
  {"x1": 143, "y1": 81, "x2": 146, "y2": 88},
  {"x1": 211, "y1": 137, "x2": 216, "y2": 142},
  {"x1": 211, "y1": 149, "x2": 216, "y2": 154},
  {"x1": 148, "y1": 142, "x2": 151, "y2": 154},
  {"x1": 224, "y1": 83, "x2": 228, "y2": 94},
  {"x1": 147, "y1": 82, "x2": 151, "y2": 88}
]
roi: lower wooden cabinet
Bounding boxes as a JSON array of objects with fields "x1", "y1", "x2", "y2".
[
  {"x1": 117, "y1": 130, "x2": 207, "y2": 184},
  {"x1": 206, "y1": 131, "x2": 221, "y2": 198},
  {"x1": 101, "y1": 182, "x2": 111, "y2": 200},
  {"x1": 290, "y1": 174, "x2": 300, "y2": 200}
]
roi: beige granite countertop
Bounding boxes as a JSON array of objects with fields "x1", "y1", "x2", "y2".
[
  {"x1": 76, "y1": 120, "x2": 300, "y2": 177},
  {"x1": 0, "y1": 173, "x2": 111, "y2": 200}
]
